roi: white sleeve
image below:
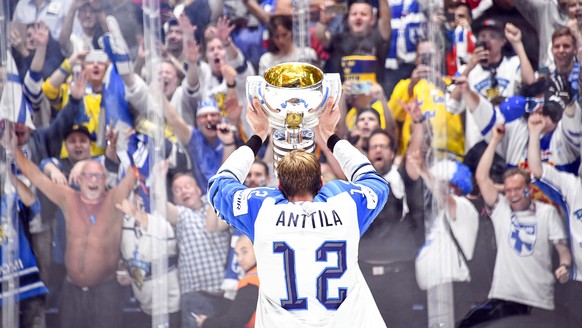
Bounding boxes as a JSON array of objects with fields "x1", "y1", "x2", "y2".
[
  {"x1": 559, "y1": 102, "x2": 581, "y2": 151},
  {"x1": 124, "y1": 74, "x2": 150, "y2": 124},
  {"x1": 445, "y1": 94, "x2": 465, "y2": 115},
  {"x1": 546, "y1": 204, "x2": 567, "y2": 241},
  {"x1": 332, "y1": 140, "x2": 376, "y2": 182},
  {"x1": 214, "y1": 145, "x2": 256, "y2": 183},
  {"x1": 540, "y1": 163, "x2": 576, "y2": 195},
  {"x1": 145, "y1": 213, "x2": 176, "y2": 240},
  {"x1": 23, "y1": 71, "x2": 44, "y2": 105},
  {"x1": 448, "y1": 196, "x2": 479, "y2": 260},
  {"x1": 471, "y1": 96, "x2": 505, "y2": 137}
]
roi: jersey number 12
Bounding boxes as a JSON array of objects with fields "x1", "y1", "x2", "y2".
[{"x1": 273, "y1": 240, "x2": 347, "y2": 310}]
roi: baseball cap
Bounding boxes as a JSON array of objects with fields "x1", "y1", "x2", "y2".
[
  {"x1": 196, "y1": 99, "x2": 220, "y2": 117},
  {"x1": 65, "y1": 124, "x2": 92, "y2": 139},
  {"x1": 499, "y1": 96, "x2": 544, "y2": 123},
  {"x1": 474, "y1": 19, "x2": 504, "y2": 36}
]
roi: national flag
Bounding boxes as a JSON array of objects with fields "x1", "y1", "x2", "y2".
[{"x1": 0, "y1": 51, "x2": 35, "y2": 129}]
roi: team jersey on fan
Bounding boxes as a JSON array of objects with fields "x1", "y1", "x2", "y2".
[
  {"x1": 208, "y1": 140, "x2": 389, "y2": 328},
  {"x1": 537, "y1": 164, "x2": 582, "y2": 281},
  {"x1": 389, "y1": 78, "x2": 465, "y2": 159},
  {"x1": 385, "y1": 0, "x2": 426, "y2": 69},
  {"x1": 1, "y1": 194, "x2": 48, "y2": 305},
  {"x1": 471, "y1": 98, "x2": 581, "y2": 174},
  {"x1": 448, "y1": 55, "x2": 522, "y2": 150}
]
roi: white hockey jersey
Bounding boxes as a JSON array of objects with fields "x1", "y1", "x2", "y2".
[
  {"x1": 208, "y1": 140, "x2": 389, "y2": 328},
  {"x1": 471, "y1": 98, "x2": 581, "y2": 174},
  {"x1": 537, "y1": 164, "x2": 582, "y2": 281}
]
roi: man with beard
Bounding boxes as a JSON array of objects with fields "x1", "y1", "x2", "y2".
[
  {"x1": 164, "y1": 18, "x2": 184, "y2": 60},
  {"x1": 360, "y1": 127, "x2": 426, "y2": 327}
]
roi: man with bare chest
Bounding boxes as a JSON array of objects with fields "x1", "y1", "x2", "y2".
[{"x1": 10, "y1": 140, "x2": 136, "y2": 328}]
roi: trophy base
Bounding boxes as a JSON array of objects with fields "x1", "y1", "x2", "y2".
[{"x1": 272, "y1": 129, "x2": 316, "y2": 174}]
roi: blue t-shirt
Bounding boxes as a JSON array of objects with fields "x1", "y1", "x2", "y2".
[{"x1": 188, "y1": 129, "x2": 224, "y2": 195}]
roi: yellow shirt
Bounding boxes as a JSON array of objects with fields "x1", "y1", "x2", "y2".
[
  {"x1": 388, "y1": 79, "x2": 464, "y2": 159},
  {"x1": 43, "y1": 79, "x2": 178, "y2": 157},
  {"x1": 42, "y1": 79, "x2": 106, "y2": 158}
]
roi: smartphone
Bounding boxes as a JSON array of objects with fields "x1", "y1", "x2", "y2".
[
  {"x1": 419, "y1": 53, "x2": 431, "y2": 66},
  {"x1": 326, "y1": 3, "x2": 348, "y2": 15},
  {"x1": 351, "y1": 81, "x2": 372, "y2": 95},
  {"x1": 475, "y1": 41, "x2": 488, "y2": 65},
  {"x1": 475, "y1": 40, "x2": 488, "y2": 50}
]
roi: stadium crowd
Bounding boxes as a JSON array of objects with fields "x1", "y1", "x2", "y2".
[{"x1": 1, "y1": 0, "x2": 582, "y2": 327}]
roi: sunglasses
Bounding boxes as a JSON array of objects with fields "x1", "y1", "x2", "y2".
[{"x1": 524, "y1": 97, "x2": 544, "y2": 113}]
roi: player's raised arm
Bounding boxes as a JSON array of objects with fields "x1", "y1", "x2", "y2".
[
  {"x1": 317, "y1": 99, "x2": 388, "y2": 188},
  {"x1": 314, "y1": 99, "x2": 389, "y2": 235},
  {"x1": 207, "y1": 98, "x2": 270, "y2": 238}
]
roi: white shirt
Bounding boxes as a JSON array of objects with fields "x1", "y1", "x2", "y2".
[
  {"x1": 447, "y1": 56, "x2": 522, "y2": 151},
  {"x1": 539, "y1": 164, "x2": 582, "y2": 281},
  {"x1": 12, "y1": 0, "x2": 72, "y2": 40},
  {"x1": 471, "y1": 98, "x2": 581, "y2": 174},
  {"x1": 489, "y1": 197, "x2": 566, "y2": 310},
  {"x1": 120, "y1": 212, "x2": 180, "y2": 315}
]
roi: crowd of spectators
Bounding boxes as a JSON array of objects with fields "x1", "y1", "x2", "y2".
[{"x1": 1, "y1": 0, "x2": 582, "y2": 327}]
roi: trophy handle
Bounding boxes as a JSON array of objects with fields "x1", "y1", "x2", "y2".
[
  {"x1": 246, "y1": 76, "x2": 264, "y2": 108},
  {"x1": 323, "y1": 73, "x2": 342, "y2": 109}
]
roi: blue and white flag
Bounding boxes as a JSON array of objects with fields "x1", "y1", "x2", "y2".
[
  {"x1": 102, "y1": 64, "x2": 132, "y2": 128},
  {"x1": 0, "y1": 51, "x2": 35, "y2": 129}
]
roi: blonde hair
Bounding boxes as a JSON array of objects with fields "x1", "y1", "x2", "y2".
[{"x1": 277, "y1": 150, "x2": 321, "y2": 198}]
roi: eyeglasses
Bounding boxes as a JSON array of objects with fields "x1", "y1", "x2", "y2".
[{"x1": 81, "y1": 173, "x2": 105, "y2": 180}]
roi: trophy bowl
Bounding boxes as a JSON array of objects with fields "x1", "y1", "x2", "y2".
[{"x1": 246, "y1": 62, "x2": 341, "y2": 172}]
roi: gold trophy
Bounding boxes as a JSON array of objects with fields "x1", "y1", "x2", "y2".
[{"x1": 246, "y1": 62, "x2": 341, "y2": 171}]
